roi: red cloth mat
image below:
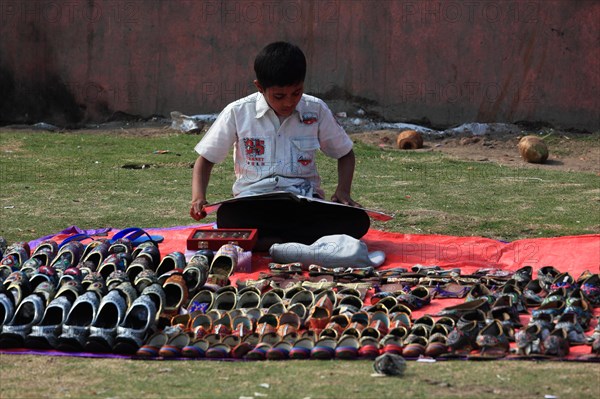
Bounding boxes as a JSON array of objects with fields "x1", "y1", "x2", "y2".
[{"x1": 142, "y1": 226, "x2": 598, "y2": 279}]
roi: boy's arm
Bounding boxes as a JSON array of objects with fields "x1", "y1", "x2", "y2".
[
  {"x1": 331, "y1": 149, "x2": 362, "y2": 207},
  {"x1": 190, "y1": 155, "x2": 215, "y2": 220}
]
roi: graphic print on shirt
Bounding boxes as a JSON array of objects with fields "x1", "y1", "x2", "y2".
[
  {"x1": 300, "y1": 111, "x2": 318, "y2": 125},
  {"x1": 243, "y1": 138, "x2": 266, "y2": 166},
  {"x1": 297, "y1": 155, "x2": 312, "y2": 166}
]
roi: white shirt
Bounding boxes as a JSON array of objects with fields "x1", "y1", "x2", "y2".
[{"x1": 195, "y1": 92, "x2": 353, "y2": 198}]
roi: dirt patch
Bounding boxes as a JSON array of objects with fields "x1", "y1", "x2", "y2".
[
  {"x1": 0, "y1": 137, "x2": 25, "y2": 153},
  {"x1": 353, "y1": 129, "x2": 600, "y2": 173}
]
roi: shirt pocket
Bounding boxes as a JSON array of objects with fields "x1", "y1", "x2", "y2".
[{"x1": 290, "y1": 136, "x2": 320, "y2": 176}]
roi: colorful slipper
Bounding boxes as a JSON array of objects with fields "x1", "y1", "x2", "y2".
[
  {"x1": 205, "y1": 244, "x2": 242, "y2": 288},
  {"x1": 542, "y1": 328, "x2": 570, "y2": 358},
  {"x1": 183, "y1": 252, "x2": 210, "y2": 295},
  {"x1": 156, "y1": 252, "x2": 186, "y2": 280},
  {"x1": 205, "y1": 342, "x2": 232, "y2": 359},
  {"x1": 134, "y1": 269, "x2": 158, "y2": 294},
  {"x1": 182, "y1": 338, "x2": 209, "y2": 358},
  {"x1": 255, "y1": 313, "x2": 279, "y2": 336},
  {"x1": 468, "y1": 320, "x2": 510, "y2": 360},
  {"x1": 358, "y1": 336, "x2": 380, "y2": 359},
  {"x1": 187, "y1": 289, "x2": 214, "y2": 314},
  {"x1": 320, "y1": 314, "x2": 350, "y2": 339},
  {"x1": 343, "y1": 311, "x2": 370, "y2": 338},
  {"x1": 161, "y1": 275, "x2": 188, "y2": 318},
  {"x1": 159, "y1": 332, "x2": 191, "y2": 358},
  {"x1": 126, "y1": 257, "x2": 152, "y2": 282},
  {"x1": 51, "y1": 241, "x2": 84, "y2": 271},
  {"x1": 30, "y1": 240, "x2": 59, "y2": 267},
  {"x1": 381, "y1": 334, "x2": 404, "y2": 356},
  {"x1": 212, "y1": 290, "x2": 237, "y2": 312},
  {"x1": 245, "y1": 342, "x2": 272, "y2": 361},
  {"x1": 290, "y1": 337, "x2": 314, "y2": 359},
  {"x1": 266, "y1": 340, "x2": 293, "y2": 360},
  {"x1": 362, "y1": 311, "x2": 390, "y2": 340},
  {"x1": 425, "y1": 332, "x2": 448, "y2": 358},
  {"x1": 402, "y1": 335, "x2": 428, "y2": 358},
  {"x1": 277, "y1": 312, "x2": 301, "y2": 337},
  {"x1": 236, "y1": 290, "x2": 261, "y2": 311},
  {"x1": 190, "y1": 314, "x2": 213, "y2": 339},
  {"x1": 310, "y1": 337, "x2": 336, "y2": 360},
  {"x1": 98, "y1": 253, "x2": 132, "y2": 281},
  {"x1": 335, "y1": 335, "x2": 360, "y2": 359},
  {"x1": 131, "y1": 243, "x2": 161, "y2": 271},
  {"x1": 232, "y1": 315, "x2": 254, "y2": 338},
  {"x1": 289, "y1": 289, "x2": 315, "y2": 309},
  {"x1": 136, "y1": 331, "x2": 169, "y2": 358},
  {"x1": 259, "y1": 291, "x2": 284, "y2": 310}
]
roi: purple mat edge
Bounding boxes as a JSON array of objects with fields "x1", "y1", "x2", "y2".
[{"x1": 2, "y1": 349, "x2": 598, "y2": 363}]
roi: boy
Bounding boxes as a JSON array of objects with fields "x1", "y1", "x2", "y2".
[{"x1": 190, "y1": 41, "x2": 369, "y2": 250}]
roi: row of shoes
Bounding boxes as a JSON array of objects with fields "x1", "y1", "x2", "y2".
[
  {"x1": 133, "y1": 326, "x2": 427, "y2": 361},
  {"x1": 130, "y1": 302, "x2": 600, "y2": 361},
  {"x1": 130, "y1": 301, "x2": 433, "y2": 360},
  {"x1": 261, "y1": 263, "x2": 600, "y2": 304},
  {"x1": 0, "y1": 288, "x2": 161, "y2": 353},
  {"x1": 0, "y1": 236, "x2": 215, "y2": 292}
]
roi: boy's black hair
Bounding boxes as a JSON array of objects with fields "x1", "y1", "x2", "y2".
[{"x1": 254, "y1": 42, "x2": 306, "y2": 89}]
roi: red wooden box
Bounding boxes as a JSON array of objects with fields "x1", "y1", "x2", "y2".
[{"x1": 186, "y1": 228, "x2": 258, "y2": 251}]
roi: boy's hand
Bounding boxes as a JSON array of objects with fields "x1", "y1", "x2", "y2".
[
  {"x1": 190, "y1": 199, "x2": 208, "y2": 220},
  {"x1": 331, "y1": 189, "x2": 362, "y2": 208}
]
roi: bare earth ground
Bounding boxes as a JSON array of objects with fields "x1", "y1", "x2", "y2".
[{"x1": 353, "y1": 129, "x2": 600, "y2": 174}]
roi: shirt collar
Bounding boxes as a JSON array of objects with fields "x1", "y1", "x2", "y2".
[
  {"x1": 255, "y1": 92, "x2": 271, "y2": 119},
  {"x1": 255, "y1": 92, "x2": 305, "y2": 119}
]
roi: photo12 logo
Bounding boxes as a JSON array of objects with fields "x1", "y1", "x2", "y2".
[
  {"x1": 399, "y1": 81, "x2": 539, "y2": 104},
  {"x1": 0, "y1": 1, "x2": 139, "y2": 24},
  {"x1": 65, "y1": 81, "x2": 139, "y2": 106},
  {"x1": 198, "y1": 0, "x2": 339, "y2": 24},
  {"x1": 399, "y1": 242, "x2": 539, "y2": 265},
  {"x1": 200, "y1": 82, "x2": 255, "y2": 105},
  {"x1": 397, "y1": 1, "x2": 540, "y2": 24}
]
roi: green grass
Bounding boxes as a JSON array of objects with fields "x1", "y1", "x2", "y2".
[
  {"x1": 1, "y1": 356, "x2": 599, "y2": 399},
  {"x1": 1, "y1": 128, "x2": 600, "y2": 399},
  {"x1": 1, "y1": 130, "x2": 598, "y2": 243}
]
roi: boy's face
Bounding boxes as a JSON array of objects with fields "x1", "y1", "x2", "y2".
[{"x1": 254, "y1": 80, "x2": 304, "y2": 117}]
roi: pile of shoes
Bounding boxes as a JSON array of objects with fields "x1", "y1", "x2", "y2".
[
  {"x1": 0, "y1": 231, "x2": 246, "y2": 355},
  {"x1": 434, "y1": 266, "x2": 600, "y2": 360},
  {"x1": 1, "y1": 235, "x2": 598, "y2": 361}
]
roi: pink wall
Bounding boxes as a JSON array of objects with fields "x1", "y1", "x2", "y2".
[{"x1": 1, "y1": 0, "x2": 598, "y2": 130}]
